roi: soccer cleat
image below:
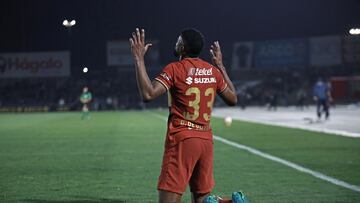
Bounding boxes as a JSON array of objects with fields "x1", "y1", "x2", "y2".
[
  {"x1": 232, "y1": 191, "x2": 250, "y2": 203},
  {"x1": 203, "y1": 195, "x2": 220, "y2": 203}
]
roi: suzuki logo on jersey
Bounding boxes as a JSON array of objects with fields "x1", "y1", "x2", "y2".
[
  {"x1": 185, "y1": 77, "x2": 216, "y2": 85},
  {"x1": 194, "y1": 77, "x2": 217, "y2": 84},
  {"x1": 186, "y1": 77, "x2": 193, "y2": 85},
  {"x1": 195, "y1": 68, "x2": 212, "y2": 76}
]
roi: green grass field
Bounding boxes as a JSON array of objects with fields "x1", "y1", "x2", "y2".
[{"x1": 1, "y1": 111, "x2": 360, "y2": 202}]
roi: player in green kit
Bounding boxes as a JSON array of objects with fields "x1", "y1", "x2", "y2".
[{"x1": 80, "y1": 86, "x2": 92, "y2": 120}]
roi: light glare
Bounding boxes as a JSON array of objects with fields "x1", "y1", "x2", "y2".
[
  {"x1": 349, "y1": 28, "x2": 360, "y2": 35},
  {"x1": 70, "y1": 20, "x2": 76, "y2": 26},
  {"x1": 62, "y1": 19, "x2": 76, "y2": 28},
  {"x1": 62, "y1": 20, "x2": 68, "y2": 26}
]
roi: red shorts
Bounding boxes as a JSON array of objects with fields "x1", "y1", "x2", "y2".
[{"x1": 157, "y1": 137, "x2": 215, "y2": 195}]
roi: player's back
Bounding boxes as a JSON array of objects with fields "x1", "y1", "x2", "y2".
[
  {"x1": 314, "y1": 82, "x2": 328, "y2": 100},
  {"x1": 156, "y1": 57, "x2": 227, "y2": 144}
]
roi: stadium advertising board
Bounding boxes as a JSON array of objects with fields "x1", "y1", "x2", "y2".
[
  {"x1": 342, "y1": 36, "x2": 360, "y2": 64},
  {"x1": 107, "y1": 40, "x2": 159, "y2": 66},
  {"x1": 231, "y1": 42, "x2": 254, "y2": 69},
  {"x1": 309, "y1": 35, "x2": 341, "y2": 66},
  {"x1": 253, "y1": 39, "x2": 308, "y2": 69},
  {"x1": 107, "y1": 41, "x2": 133, "y2": 66},
  {"x1": 0, "y1": 51, "x2": 70, "y2": 78}
]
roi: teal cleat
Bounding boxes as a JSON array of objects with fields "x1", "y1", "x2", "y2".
[
  {"x1": 203, "y1": 195, "x2": 219, "y2": 203},
  {"x1": 232, "y1": 191, "x2": 250, "y2": 203}
]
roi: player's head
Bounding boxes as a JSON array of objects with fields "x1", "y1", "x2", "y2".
[
  {"x1": 83, "y1": 86, "x2": 88, "y2": 92},
  {"x1": 317, "y1": 77, "x2": 324, "y2": 84},
  {"x1": 174, "y1": 28, "x2": 204, "y2": 59}
]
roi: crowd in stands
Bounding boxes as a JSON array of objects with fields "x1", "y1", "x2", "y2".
[{"x1": 0, "y1": 66, "x2": 358, "y2": 111}]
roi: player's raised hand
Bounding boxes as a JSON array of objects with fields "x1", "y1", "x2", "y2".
[
  {"x1": 129, "y1": 28, "x2": 152, "y2": 60},
  {"x1": 210, "y1": 41, "x2": 225, "y2": 70}
]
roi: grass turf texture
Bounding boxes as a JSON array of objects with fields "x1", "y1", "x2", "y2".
[{"x1": 0, "y1": 111, "x2": 359, "y2": 202}]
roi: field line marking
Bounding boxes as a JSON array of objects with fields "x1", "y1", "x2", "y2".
[
  {"x1": 229, "y1": 116, "x2": 360, "y2": 138},
  {"x1": 148, "y1": 111, "x2": 360, "y2": 193},
  {"x1": 213, "y1": 136, "x2": 360, "y2": 193},
  {"x1": 212, "y1": 111, "x2": 360, "y2": 138}
]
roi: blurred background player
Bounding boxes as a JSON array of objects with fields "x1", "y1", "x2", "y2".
[
  {"x1": 313, "y1": 78, "x2": 332, "y2": 120},
  {"x1": 129, "y1": 28, "x2": 248, "y2": 203},
  {"x1": 80, "y1": 86, "x2": 92, "y2": 120}
]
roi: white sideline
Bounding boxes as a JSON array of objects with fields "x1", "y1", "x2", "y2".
[
  {"x1": 217, "y1": 116, "x2": 360, "y2": 138},
  {"x1": 213, "y1": 136, "x2": 360, "y2": 193},
  {"x1": 149, "y1": 111, "x2": 360, "y2": 193}
]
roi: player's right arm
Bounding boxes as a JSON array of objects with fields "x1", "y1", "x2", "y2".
[
  {"x1": 129, "y1": 28, "x2": 167, "y2": 102},
  {"x1": 210, "y1": 41, "x2": 237, "y2": 106}
]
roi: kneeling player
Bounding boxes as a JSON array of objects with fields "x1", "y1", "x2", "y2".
[{"x1": 130, "y1": 28, "x2": 249, "y2": 203}]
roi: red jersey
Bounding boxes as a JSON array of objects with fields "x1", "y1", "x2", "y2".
[{"x1": 155, "y1": 58, "x2": 227, "y2": 147}]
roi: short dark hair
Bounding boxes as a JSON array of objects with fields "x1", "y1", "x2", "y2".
[{"x1": 181, "y1": 28, "x2": 204, "y2": 57}]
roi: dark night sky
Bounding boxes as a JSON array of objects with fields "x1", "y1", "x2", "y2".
[{"x1": 0, "y1": 0, "x2": 359, "y2": 68}]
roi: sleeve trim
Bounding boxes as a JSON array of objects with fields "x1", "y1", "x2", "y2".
[
  {"x1": 155, "y1": 78, "x2": 169, "y2": 91},
  {"x1": 218, "y1": 83, "x2": 228, "y2": 94}
]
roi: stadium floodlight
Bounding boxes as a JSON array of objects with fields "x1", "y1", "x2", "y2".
[
  {"x1": 63, "y1": 19, "x2": 76, "y2": 28},
  {"x1": 349, "y1": 28, "x2": 360, "y2": 35},
  {"x1": 70, "y1": 20, "x2": 76, "y2": 26}
]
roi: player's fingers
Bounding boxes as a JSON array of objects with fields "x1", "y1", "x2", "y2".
[
  {"x1": 210, "y1": 49, "x2": 216, "y2": 59},
  {"x1": 129, "y1": 38, "x2": 134, "y2": 47},
  {"x1": 136, "y1": 28, "x2": 141, "y2": 43},
  {"x1": 215, "y1": 41, "x2": 221, "y2": 50},
  {"x1": 141, "y1": 29, "x2": 145, "y2": 44},
  {"x1": 212, "y1": 43, "x2": 219, "y2": 52},
  {"x1": 211, "y1": 45, "x2": 219, "y2": 56},
  {"x1": 145, "y1": 43, "x2": 152, "y2": 52},
  {"x1": 132, "y1": 32, "x2": 138, "y2": 44},
  {"x1": 211, "y1": 45, "x2": 216, "y2": 53},
  {"x1": 214, "y1": 41, "x2": 219, "y2": 50}
]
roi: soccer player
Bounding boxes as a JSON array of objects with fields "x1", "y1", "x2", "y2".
[
  {"x1": 313, "y1": 78, "x2": 332, "y2": 120},
  {"x1": 80, "y1": 86, "x2": 92, "y2": 120},
  {"x1": 129, "y1": 28, "x2": 249, "y2": 203}
]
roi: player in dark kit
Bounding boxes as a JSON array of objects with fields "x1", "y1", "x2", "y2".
[
  {"x1": 313, "y1": 78, "x2": 332, "y2": 120},
  {"x1": 130, "y1": 28, "x2": 249, "y2": 203}
]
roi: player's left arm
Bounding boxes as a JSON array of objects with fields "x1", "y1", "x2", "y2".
[
  {"x1": 129, "y1": 28, "x2": 167, "y2": 102},
  {"x1": 210, "y1": 41, "x2": 237, "y2": 106}
]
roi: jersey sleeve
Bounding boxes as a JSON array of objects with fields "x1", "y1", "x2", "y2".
[
  {"x1": 215, "y1": 68, "x2": 228, "y2": 93},
  {"x1": 155, "y1": 64, "x2": 174, "y2": 90}
]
